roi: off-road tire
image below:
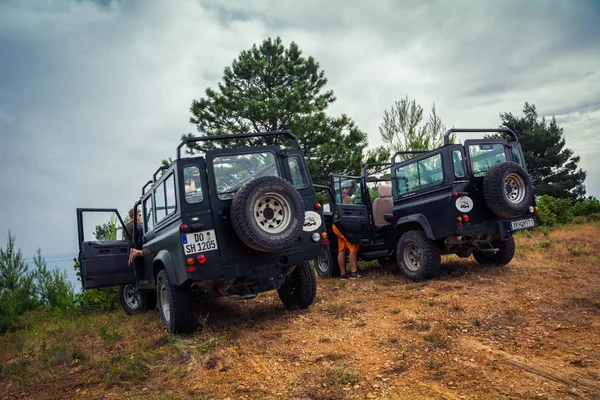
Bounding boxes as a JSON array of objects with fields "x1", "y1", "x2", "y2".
[
  {"x1": 314, "y1": 248, "x2": 341, "y2": 278},
  {"x1": 473, "y1": 235, "x2": 515, "y2": 266},
  {"x1": 118, "y1": 284, "x2": 157, "y2": 315},
  {"x1": 277, "y1": 262, "x2": 317, "y2": 310},
  {"x1": 483, "y1": 162, "x2": 532, "y2": 218},
  {"x1": 156, "y1": 270, "x2": 197, "y2": 334},
  {"x1": 396, "y1": 230, "x2": 441, "y2": 281},
  {"x1": 231, "y1": 176, "x2": 305, "y2": 252}
]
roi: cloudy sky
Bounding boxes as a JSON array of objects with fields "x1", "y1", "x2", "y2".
[{"x1": 1, "y1": 0, "x2": 599, "y2": 257}]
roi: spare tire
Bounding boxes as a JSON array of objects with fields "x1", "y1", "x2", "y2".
[
  {"x1": 231, "y1": 175, "x2": 305, "y2": 252},
  {"x1": 483, "y1": 161, "x2": 532, "y2": 218}
]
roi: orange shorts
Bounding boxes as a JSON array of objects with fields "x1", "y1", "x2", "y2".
[{"x1": 332, "y1": 224, "x2": 359, "y2": 252}]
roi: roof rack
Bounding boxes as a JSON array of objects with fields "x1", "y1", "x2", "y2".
[
  {"x1": 176, "y1": 130, "x2": 301, "y2": 160},
  {"x1": 391, "y1": 150, "x2": 430, "y2": 164},
  {"x1": 443, "y1": 127, "x2": 517, "y2": 145}
]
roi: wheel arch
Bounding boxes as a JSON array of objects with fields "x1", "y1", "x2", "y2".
[
  {"x1": 394, "y1": 214, "x2": 435, "y2": 240},
  {"x1": 153, "y1": 250, "x2": 178, "y2": 285}
]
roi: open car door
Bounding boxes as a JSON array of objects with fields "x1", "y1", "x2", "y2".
[
  {"x1": 329, "y1": 174, "x2": 370, "y2": 244},
  {"x1": 76, "y1": 208, "x2": 136, "y2": 289}
]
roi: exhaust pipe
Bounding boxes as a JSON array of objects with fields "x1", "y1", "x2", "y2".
[{"x1": 191, "y1": 282, "x2": 201, "y2": 293}]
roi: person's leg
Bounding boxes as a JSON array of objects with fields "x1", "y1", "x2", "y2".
[
  {"x1": 337, "y1": 248, "x2": 348, "y2": 276},
  {"x1": 348, "y1": 250, "x2": 358, "y2": 273}
]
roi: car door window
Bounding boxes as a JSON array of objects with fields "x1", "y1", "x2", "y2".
[
  {"x1": 288, "y1": 155, "x2": 308, "y2": 189},
  {"x1": 332, "y1": 177, "x2": 362, "y2": 205},
  {"x1": 143, "y1": 196, "x2": 154, "y2": 232}
]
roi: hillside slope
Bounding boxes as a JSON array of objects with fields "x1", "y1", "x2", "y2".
[{"x1": 1, "y1": 224, "x2": 599, "y2": 400}]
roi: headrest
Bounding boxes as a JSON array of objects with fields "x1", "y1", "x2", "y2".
[{"x1": 378, "y1": 185, "x2": 392, "y2": 198}]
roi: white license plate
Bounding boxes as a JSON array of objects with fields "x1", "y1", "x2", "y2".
[
  {"x1": 181, "y1": 230, "x2": 218, "y2": 255},
  {"x1": 509, "y1": 218, "x2": 535, "y2": 231}
]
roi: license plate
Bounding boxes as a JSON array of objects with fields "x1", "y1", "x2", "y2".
[
  {"x1": 181, "y1": 230, "x2": 218, "y2": 255},
  {"x1": 509, "y1": 218, "x2": 535, "y2": 231}
]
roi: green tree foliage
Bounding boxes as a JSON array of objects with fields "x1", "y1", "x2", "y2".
[
  {"x1": 176, "y1": 37, "x2": 381, "y2": 184},
  {"x1": 0, "y1": 231, "x2": 37, "y2": 332},
  {"x1": 379, "y1": 96, "x2": 454, "y2": 161},
  {"x1": 499, "y1": 103, "x2": 586, "y2": 201},
  {"x1": 32, "y1": 249, "x2": 75, "y2": 314},
  {"x1": 536, "y1": 195, "x2": 600, "y2": 226},
  {"x1": 94, "y1": 215, "x2": 118, "y2": 241}
]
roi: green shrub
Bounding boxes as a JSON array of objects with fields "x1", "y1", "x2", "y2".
[
  {"x1": 536, "y1": 195, "x2": 573, "y2": 226},
  {"x1": 32, "y1": 250, "x2": 75, "y2": 314},
  {"x1": 571, "y1": 216, "x2": 587, "y2": 225},
  {"x1": 572, "y1": 196, "x2": 600, "y2": 217},
  {"x1": 588, "y1": 213, "x2": 600, "y2": 222}
]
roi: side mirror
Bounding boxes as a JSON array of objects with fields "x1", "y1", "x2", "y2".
[{"x1": 383, "y1": 214, "x2": 394, "y2": 223}]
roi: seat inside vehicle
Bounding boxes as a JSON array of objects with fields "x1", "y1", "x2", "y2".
[{"x1": 372, "y1": 185, "x2": 393, "y2": 229}]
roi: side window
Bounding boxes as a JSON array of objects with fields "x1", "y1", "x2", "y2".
[
  {"x1": 512, "y1": 148, "x2": 524, "y2": 166},
  {"x1": 288, "y1": 156, "x2": 308, "y2": 189},
  {"x1": 151, "y1": 172, "x2": 177, "y2": 224},
  {"x1": 333, "y1": 177, "x2": 362, "y2": 205},
  {"x1": 452, "y1": 150, "x2": 466, "y2": 179},
  {"x1": 143, "y1": 196, "x2": 154, "y2": 232},
  {"x1": 184, "y1": 166, "x2": 203, "y2": 204},
  {"x1": 165, "y1": 174, "x2": 176, "y2": 217},
  {"x1": 155, "y1": 181, "x2": 166, "y2": 222},
  {"x1": 395, "y1": 153, "x2": 443, "y2": 194}
]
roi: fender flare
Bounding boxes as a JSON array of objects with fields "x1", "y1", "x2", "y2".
[
  {"x1": 394, "y1": 214, "x2": 435, "y2": 240},
  {"x1": 153, "y1": 250, "x2": 179, "y2": 284}
]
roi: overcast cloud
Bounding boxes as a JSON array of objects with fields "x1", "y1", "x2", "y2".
[{"x1": 0, "y1": 0, "x2": 599, "y2": 257}]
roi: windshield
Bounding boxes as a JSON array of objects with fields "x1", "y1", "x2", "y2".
[
  {"x1": 213, "y1": 152, "x2": 279, "y2": 200},
  {"x1": 468, "y1": 144, "x2": 507, "y2": 177}
]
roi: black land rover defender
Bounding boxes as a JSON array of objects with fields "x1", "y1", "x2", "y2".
[
  {"x1": 76, "y1": 131, "x2": 327, "y2": 334},
  {"x1": 315, "y1": 128, "x2": 537, "y2": 281}
]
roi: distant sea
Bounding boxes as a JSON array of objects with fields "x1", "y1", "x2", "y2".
[{"x1": 24, "y1": 252, "x2": 82, "y2": 293}]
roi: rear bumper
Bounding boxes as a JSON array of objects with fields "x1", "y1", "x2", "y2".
[
  {"x1": 188, "y1": 245, "x2": 321, "y2": 281},
  {"x1": 457, "y1": 215, "x2": 537, "y2": 240}
]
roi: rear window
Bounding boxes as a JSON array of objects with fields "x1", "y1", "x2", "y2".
[
  {"x1": 469, "y1": 144, "x2": 507, "y2": 177},
  {"x1": 213, "y1": 152, "x2": 279, "y2": 200},
  {"x1": 183, "y1": 166, "x2": 204, "y2": 204}
]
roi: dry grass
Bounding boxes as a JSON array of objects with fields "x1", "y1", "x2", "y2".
[{"x1": 1, "y1": 224, "x2": 600, "y2": 399}]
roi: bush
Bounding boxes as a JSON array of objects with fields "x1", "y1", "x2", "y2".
[
  {"x1": 572, "y1": 196, "x2": 600, "y2": 217},
  {"x1": 32, "y1": 249, "x2": 75, "y2": 313},
  {"x1": 571, "y1": 216, "x2": 587, "y2": 225},
  {"x1": 588, "y1": 213, "x2": 600, "y2": 222},
  {"x1": 536, "y1": 195, "x2": 573, "y2": 226},
  {"x1": 0, "y1": 232, "x2": 39, "y2": 333}
]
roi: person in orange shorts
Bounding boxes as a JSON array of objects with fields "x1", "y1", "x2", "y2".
[{"x1": 332, "y1": 224, "x2": 362, "y2": 279}]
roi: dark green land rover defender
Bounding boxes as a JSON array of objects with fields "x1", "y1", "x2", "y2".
[{"x1": 76, "y1": 131, "x2": 327, "y2": 334}]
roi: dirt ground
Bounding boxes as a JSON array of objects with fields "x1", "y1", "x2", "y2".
[{"x1": 1, "y1": 224, "x2": 600, "y2": 400}]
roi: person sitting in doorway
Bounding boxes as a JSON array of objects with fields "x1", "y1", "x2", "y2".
[{"x1": 126, "y1": 208, "x2": 144, "y2": 265}]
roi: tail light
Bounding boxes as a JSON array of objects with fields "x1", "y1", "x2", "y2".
[
  {"x1": 452, "y1": 192, "x2": 459, "y2": 198},
  {"x1": 321, "y1": 232, "x2": 327, "y2": 239},
  {"x1": 314, "y1": 203, "x2": 322, "y2": 211},
  {"x1": 186, "y1": 257, "x2": 194, "y2": 266},
  {"x1": 463, "y1": 214, "x2": 470, "y2": 223},
  {"x1": 187, "y1": 266, "x2": 196, "y2": 272},
  {"x1": 180, "y1": 224, "x2": 190, "y2": 233},
  {"x1": 197, "y1": 254, "x2": 207, "y2": 264},
  {"x1": 322, "y1": 239, "x2": 329, "y2": 245}
]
